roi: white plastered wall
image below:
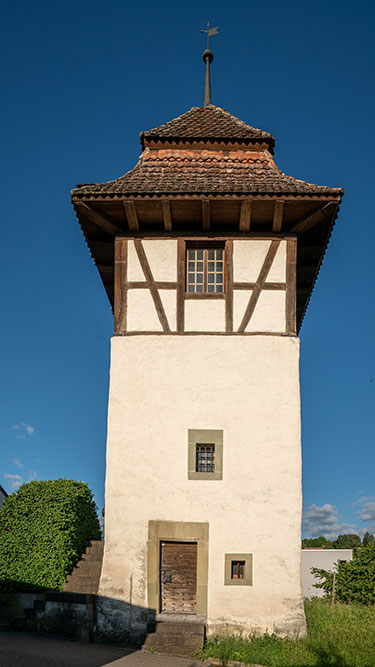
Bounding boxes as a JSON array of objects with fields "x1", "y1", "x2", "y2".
[
  {"x1": 125, "y1": 239, "x2": 287, "y2": 333},
  {"x1": 99, "y1": 335, "x2": 306, "y2": 637}
]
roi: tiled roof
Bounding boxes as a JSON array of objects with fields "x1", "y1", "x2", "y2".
[
  {"x1": 140, "y1": 106, "x2": 274, "y2": 146},
  {"x1": 72, "y1": 148, "x2": 343, "y2": 198}
]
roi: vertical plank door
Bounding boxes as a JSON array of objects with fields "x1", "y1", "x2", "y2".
[{"x1": 160, "y1": 541, "x2": 197, "y2": 614}]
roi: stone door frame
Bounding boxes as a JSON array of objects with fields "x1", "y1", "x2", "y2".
[{"x1": 147, "y1": 520, "x2": 209, "y2": 616}]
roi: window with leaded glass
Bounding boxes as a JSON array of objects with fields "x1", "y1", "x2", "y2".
[
  {"x1": 196, "y1": 444, "x2": 215, "y2": 473},
  {"x1": 186, "y1": 248, "x2": 224, "y2": 293}
]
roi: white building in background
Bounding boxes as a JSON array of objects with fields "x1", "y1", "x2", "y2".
[
  {"x1": 0, "y1": 485, "x2": 8, "y2": 508},
  {"x1": 72, "y1": 102, "x2": 343, "y2": 640},
  {"x1": 301, "y1": 549, "x2": 353, "y2": 599}
]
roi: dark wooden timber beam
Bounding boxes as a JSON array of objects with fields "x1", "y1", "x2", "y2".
[
  {"x1": 114, "y1": 238, "x2": 127, "y2": 334},
  {"x1": 162, "y1": 200, "x2": 173, "y2": 232},
  {"x1": 239, "y1": 200, "x2": 252, "y2": 232},
  {"x1": 123, "y1": 201, "x2": 139, "y2": 231},
  {"x1": 272, "y1": 200, "x2": 284, "y2": 232},
  {"x1": 202, "y1": 200, "x2": 210, "y2": 231},
  {"x1": 290, "y1": 203, "x2": 337, "y2": 234},
  {"x1": 238, "y1": 240, "x2": 280, "y2": 333},
  {"x1": 96, "y1": 264, "x2": 113, "y2": 273},
  {"x1": 76, "y1": 202, "x2": 122, "y2": 235},
  {"x1": 286, "y1": 238, "x2": 297, "y2": 334}
]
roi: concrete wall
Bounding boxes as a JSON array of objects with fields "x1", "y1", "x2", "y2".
[
  {"x1": 301, "y1": 549, "x2": 353, "y2": 599},
  {"x1": 98, "y1": 334, "x2": 306, "y2": 638}
]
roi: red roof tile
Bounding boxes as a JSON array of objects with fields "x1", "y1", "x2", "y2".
[
  {"x1": 72, "y1": 148, "x2": 343, "y2": 198},
  {"x1": 140, "y1": 105, "x2": 274, "y2": 148}
]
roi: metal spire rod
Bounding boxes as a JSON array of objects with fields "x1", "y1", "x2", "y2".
[{"x1": 200, "y1": 22, "x2": 218, "y2": 107}]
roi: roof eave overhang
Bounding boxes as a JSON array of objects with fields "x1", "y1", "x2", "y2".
[
  {"x1": 72, "y1": 191, "x2": 343, "y2": 331},
  {"x1": 72, "y1": 191, "x2": 342, "y2": 201}
]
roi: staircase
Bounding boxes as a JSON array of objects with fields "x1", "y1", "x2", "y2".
[
  {"x1": 143, "y1": 620, "x2": 205, "y2": 658},
  {"x1": 63, "y1": 540, "x2": 104, "y2": 594}
]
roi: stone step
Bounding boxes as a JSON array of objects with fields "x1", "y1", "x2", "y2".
[
  {"x1": 79, "y1": 555, "x2": 102, "y2": 564},
  {"x1": 147, "y1": 622, "x2": 205, "y2": 635},
  {"x1": 73, "y1": 558, "x2": 102, "y2": 572},
  {"x1": 143, "y1": 620, "x2": 206, "y2": 659},
  {"x1": 144, "y1": 632, "x2": 203, "y2": 645},
  {"x1": 65, "y1": 571, "x2": 101, "y2": 581},
  {"x1": 62, "y1": 584, "x2": 99, "y2": 594},
  {"x1": 85, "y1": 541, "x2": 104, "y2": 551},
  {"x1": 69, "y1": 568, "x2": 101, "y2": 578},
  {"x1": 143, "y1": 643, "x2": 202, "y2": 658},
  {"x1": 63, "y1": 541, "x2": 103, "y2": 594},
  {"x1": 63, "y1": 575, "x2": 101, "y2": 585}
]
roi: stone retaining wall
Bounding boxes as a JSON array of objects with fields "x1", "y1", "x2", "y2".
[{"x1": 0, "y1": 592, "x2": 94, "y2": 642}]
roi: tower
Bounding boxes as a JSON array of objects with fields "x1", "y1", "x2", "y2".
[{"x1": 71, "y1": 57, "x2": 343, "y2": 640}]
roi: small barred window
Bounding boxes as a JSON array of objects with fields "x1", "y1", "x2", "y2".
[
  {"x1": 186, "y1": 248, "x2": 224, "y2": 293},
  {"x1": 196, "y1": 444, "x2": 215, "y2": 473},
  {"x1": 231, "y1": 560, "x2": 245, "y2": 580}
]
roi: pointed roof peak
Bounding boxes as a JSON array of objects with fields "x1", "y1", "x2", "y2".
[{"x1": 140, "y1": 105, "x2": 275, "y2": 152}]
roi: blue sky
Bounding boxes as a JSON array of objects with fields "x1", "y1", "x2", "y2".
[{"x1": 1, "y1": 0, "x2": 374, "y2": 540}]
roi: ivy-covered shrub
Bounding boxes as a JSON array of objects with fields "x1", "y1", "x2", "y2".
[
  {"x1": 312, "y1": 543, "x2": 375, "y2": 605},
  {"x1": 0, "y1": 479, "x2": 101, "y2": 592}
]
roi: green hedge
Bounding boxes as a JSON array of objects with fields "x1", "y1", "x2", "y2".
[
  {"x1": 312, "y1": 543, "x2": 375, "y2": 605},
  {"x1": 0, "y1": 479, "x2": 101, "y2": 592}
]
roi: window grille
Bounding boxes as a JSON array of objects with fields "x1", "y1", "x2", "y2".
[
  {"x1": 186, "y1": 248, "x2": 224, "y2": 293},
  {"x1": 231, "y1": 560, "x2": 245, "y2": 579},
  {"x1": 196, "y1": 444, "x2": 215, "y2": 473}
]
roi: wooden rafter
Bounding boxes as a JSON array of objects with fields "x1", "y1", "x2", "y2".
[
  {"x1": 97, "y1": 264, "x2": 113, "y2": 274},
  {"x1": 237, "y1": 240, "x2": 281, "y2": 333},
  {"x1": 272, "y1": 200, "x2": 284, "y2": 232},
  {"x1": 76, "y1": 202, "x2": 122, "y2": 235},
  {"x1": 290, "y1": 202, "x2": 336, "y2": 234},
  {"x1": 123, "y1": 201, "x2": 139, "y2": 231},
  {"x1": 162, "y1": 200, "x2": 173, "y2": 232},
  {"x1": 239, "y1": 200, "x2": 252, "y2": 232},
  {"x1": 133, "y1": 240, "x2": 171, "y2": 333},
  {"x1": 202, "y1": 200, "x2": 210, "y2": 231}
]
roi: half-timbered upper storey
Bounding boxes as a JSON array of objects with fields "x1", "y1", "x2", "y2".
[{"x1": 71, "y1": 105, "x2": 343, "y2": 330}]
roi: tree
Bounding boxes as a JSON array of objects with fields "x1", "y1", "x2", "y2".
[
  {"x1": 332, "y1": 534, "x2": 361, "y2": 550},
  {"x1": 302, "y1": 536, "x2": 334, "y2": 549},
  {"x1": 0, "y1": 479, "x2": 101, "y2": 592},
  {"x1": 362, "y1": 532, "x2": 374, "y2": 547},
  {"x1": 312, "y1": 543, "x2": 375, "y2": 605}
]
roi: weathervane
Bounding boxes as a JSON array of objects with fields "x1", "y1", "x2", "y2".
[{"x1": 201, "y1": 22, "x2": 219, "y2": 107}]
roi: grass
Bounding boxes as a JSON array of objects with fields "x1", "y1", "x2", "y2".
[{"x1": 198, "y1": 599, "x2": 375, "y2": 666}]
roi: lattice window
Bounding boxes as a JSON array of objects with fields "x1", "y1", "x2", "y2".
[
  {"x1": 186, "y1": 248, "x2": 224, "y2": 293},
  {"x1": 231, "y1": 560, "x2": 245, "y2": 580},
  {"x1": 196, "y1": 444, "x2": 215, "y2": 473}
]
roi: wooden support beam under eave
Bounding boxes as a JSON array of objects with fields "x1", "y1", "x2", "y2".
[
  {"x1": 123, "y1": 200, "x2": 139, "y2": 231},
  {"x1": 162, "y1": 200, "x2": 173, "y2": 232},
  {"x1": 239, "y1": 200, "x2": 252, "y2": 232},
  {"x1": 75, "y1": 202, "x2": 123, "y2": 235},
  {"x1": 202, "y1": 200, "x2": 210, "y2": 231},
  {"x1": 290, "y1": 202, "x2": 337, "y2": 234},
  {"x1": 272, "y1": 200, "x2": 284, "y2": 232}
]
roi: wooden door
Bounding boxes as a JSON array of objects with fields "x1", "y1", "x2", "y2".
[{"x1": 160, "y1": 541, "x2": 197, "y2": 614}]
